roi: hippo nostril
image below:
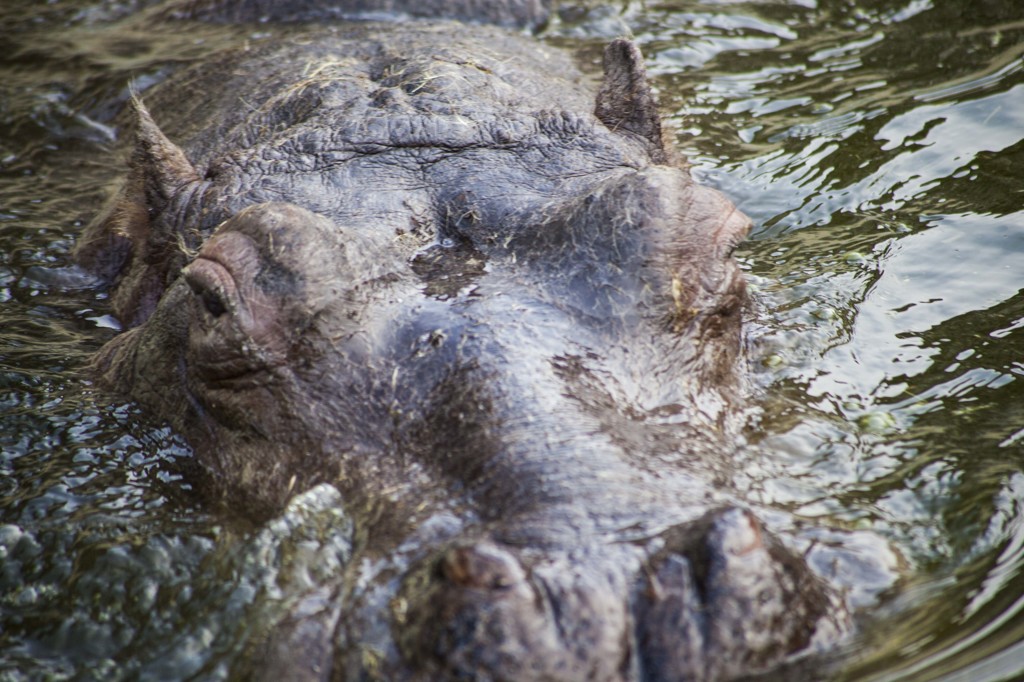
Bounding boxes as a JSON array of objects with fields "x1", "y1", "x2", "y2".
[{"x1": 441, "y1": 543, "x2": 525, "y2": 590}]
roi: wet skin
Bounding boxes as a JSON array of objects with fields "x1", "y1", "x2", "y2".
[{"x1": 77, "y1": 7, "x2": 847, "y2": 680}]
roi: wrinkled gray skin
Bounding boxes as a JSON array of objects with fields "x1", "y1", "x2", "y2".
[{"x1": 76, "y1": 2, "x2": 848, "y2": 679}]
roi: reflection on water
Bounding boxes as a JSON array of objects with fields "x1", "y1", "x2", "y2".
[{"x1": 2, "y1": 0, "x2": 1023, "y2": 679}]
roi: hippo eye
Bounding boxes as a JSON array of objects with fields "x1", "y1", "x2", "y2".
[
  {"x1": 723, "y1": 231, "x2": 744, "y2": 259},
  {"x1": 186, "y1": 276, "x2": 229, "y2": 319},
  {"x1": 200, "y1": 288, "x2": 227, "y2": 318}
]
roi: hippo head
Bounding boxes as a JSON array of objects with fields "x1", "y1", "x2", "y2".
[
  {"x1": 83, "y1": 37, "x2": 751, "y2": 515},
  {"x1": 91, "y1": 172, "x2": 748, "y2": 512},
  {"x1": 75, "y1": 29, "x2": 843, "y2": 679}
]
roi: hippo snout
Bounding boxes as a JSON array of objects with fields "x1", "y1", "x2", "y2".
[
  {"x1": 395, "y1": 509, "x2": 844, "y2": 681},
  {"x1": 398, "y1": 541, "x2": 632, "y2": 681},
  {"x1": 637, "y1": 509, "x2": 846, "y2": 681}
]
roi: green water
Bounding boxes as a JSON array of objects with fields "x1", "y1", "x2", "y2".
[{"x1": 2, "y1": 1, "x2": 1023, "y2": 679}]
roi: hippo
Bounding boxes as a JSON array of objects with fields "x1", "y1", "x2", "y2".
[{"x1": 74, "y1": 1, "x2": 849, "y2": 679}]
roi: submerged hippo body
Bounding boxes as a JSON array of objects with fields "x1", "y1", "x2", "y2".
[{"x1": 77, "y1": 4, "x2": 847, "y2": 679}]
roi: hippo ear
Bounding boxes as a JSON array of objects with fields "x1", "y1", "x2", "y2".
[
  {"x1": 595, "y1": 39, "x2": 672, "y2": 165},
  {"x1": 121, "y1": 96, "x2": 201, "y2": 241},
  {"x1": 74, "y1": 97, "x2": 201, "y2": 327}
]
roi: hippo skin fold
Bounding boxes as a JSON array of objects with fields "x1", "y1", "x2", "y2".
[{"x1": 75, "y1": 1, "x2": 852, "y2": 679}]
